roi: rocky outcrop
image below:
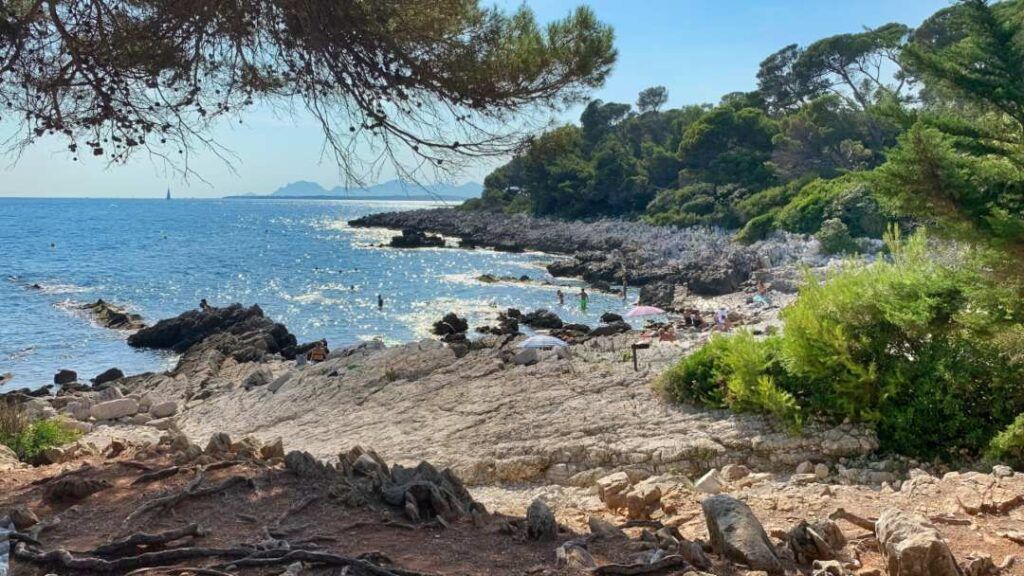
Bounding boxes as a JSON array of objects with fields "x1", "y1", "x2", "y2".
[
  {"x1": 53, "y1": 369, "x2": 77, "y2": 385},
  {"x1": 78, "y1": 299, "x2": 146, "y2": 330},
  {"x1": 350, "y1": 208, "x2": 822, "y2": 297},
  {"x1": 127, "y1": 304, "x2": 298, "y2": 370},
  {"x1": 701, "y1": 495, "x2": 783, "y2": 574},
  {"x1": 431, "y1": 313, "x2": 469, "y2": 337},
  {"x1": 91, "y1": 367, "x2": 124, "y2": 386},
  {"x1": 522, "y1": 309, "x2": 563, "y2": 329},
  {"x1": 876, "y1": 509, "x2": 962, "y2": 576},
  {"x1": 388, "y1": 229, "x2": 445, "y2": 248}
]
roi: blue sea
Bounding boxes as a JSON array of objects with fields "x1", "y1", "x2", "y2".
[{"x1": 0, "y1": 198, "x2": 632, "y2": 391}]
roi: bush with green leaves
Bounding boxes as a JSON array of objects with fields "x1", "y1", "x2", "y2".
[
  {"x1": 660, "y1": 231, "x2": 1024, "y2": 460},
  {"x1": 987, "y1": 414, "x2": 1024, "y2": 469},
  {"x1": 815, "y1": 218, "x2": 857, "y2": 254},
  {"x1": 0, "y1": 401, "x2": 82, "y2": 462},
  {"x1": 736, "y1": 212, "x2": 779, "y2": 244}
]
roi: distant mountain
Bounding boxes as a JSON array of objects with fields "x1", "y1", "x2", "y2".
[{"x1": 258, "y1": 179, "x2": 482, "y2": 199}]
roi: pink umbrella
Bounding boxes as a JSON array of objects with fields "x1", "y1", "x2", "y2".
[{"x1": 624, "y1": 305, "x2": 666, "y2": 318}]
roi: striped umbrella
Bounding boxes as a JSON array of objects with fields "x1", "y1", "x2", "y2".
[
  {"x1": 518, "y1": 335, "x2": 569, "y2": 348},
  {"x1": 624, "y1": 305, "x2": 666, "y2": 318}
]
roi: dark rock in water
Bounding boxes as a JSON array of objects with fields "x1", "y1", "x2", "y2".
[
  {"x1": 476, "y1": 310, "x2": 520, "y2": 336},
  {"x1": 590, "y1": 321, "x2": 632, "y2": 337},
  {"x1": 600, "y1": 312, "x2": 624, "y2": 323},
  {"x1": 639, "y1": 282, "x2": 675, "y2": 310},
  {"x1": 78, "y1": 299, "x2": 146, "y2": 331},
  {"x1": 389, "y1": 229, "x2": 445, "y2": 249},
  {"x1": 562, "y1": 323, "x2": 591, "y2": 334},
  {"x1": 128, "y1": 303, "x2": 297, "y2": 364},
  {"x1": 506, "y1": 308, "x2": 523, "y2": 319},
  {"x1": 522, "y1": 309, "x2": 563, "y2": 329},
  {"x1": 0, "y1": 372, "x2": 12, "y2": 387},
  {"x1": 29, "y1": 283, "x2": 42, "y2": 290},
  {"x1": 54, "y1": 369, "x2": 77, "y2": 385},
  {"x1": 91, "y1": 367, "x2": 124, "y2": 386},
  {"x1": 519, "y1": 274, "x2": 531, "y2": 282},
  {"x1": 702, "y1": 495, "x2": 782, "y2": 574},
  {"x1": 432, "y1": 312, "x2": 469, "y2": 336}
]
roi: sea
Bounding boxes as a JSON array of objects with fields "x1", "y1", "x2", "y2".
[{"x1": 0, "y1": 198, "x2": 634, "y2": 392}]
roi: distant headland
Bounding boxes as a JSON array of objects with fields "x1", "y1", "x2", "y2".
[{"x1": 224, "y1": 179, "x2": 482, "y2": 202}]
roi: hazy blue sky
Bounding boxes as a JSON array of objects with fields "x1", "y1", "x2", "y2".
[{"x1": 0, "y1": 0, "x2": 948, "y2": 198}]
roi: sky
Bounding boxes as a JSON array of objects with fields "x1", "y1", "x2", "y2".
[{"x1": 0, "y1": 0, "x2": 950, "y2": 199}]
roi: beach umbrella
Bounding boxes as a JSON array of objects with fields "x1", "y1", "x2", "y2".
[
  {"x1": 518, "y1": 335, "x2": 569, "y2": 348},
  {"x1": 624, "y1": 305, "x2": 666, "y2": 318}
]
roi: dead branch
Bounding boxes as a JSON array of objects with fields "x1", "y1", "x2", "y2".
[
  {"x1": 929, "y1": 514, "x2": 972, "y2": 526},
  {"x1": 132, "y1": 466, "x2": 183, "y2": 486},
  {"x1": 201, "y1": 460, "x2": 245, "y2": 473},
  {"x1": 271, "y1": 494, "x2": 321, "y2": 529},
  {"x1": 89, "y1": 523, "x2": 206, "y2": 557},
  {"x1": 828, "y1": 508, "x2": 877, "y2": 532}
]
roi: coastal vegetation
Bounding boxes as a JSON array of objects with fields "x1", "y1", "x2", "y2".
[
  {"x1": 465, "y1": 0, "x2": 1024, "y2": 255},
  {"x1": 466, "y1": 0, "x2": 1024, "y2": 463},
  {"x1": 0, "y1": 401, "x2": 80, "y2": 462}
]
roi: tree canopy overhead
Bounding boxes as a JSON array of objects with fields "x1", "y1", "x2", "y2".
[{"x1": 0, "y1": 0, "x2": 616, "y2": 177}]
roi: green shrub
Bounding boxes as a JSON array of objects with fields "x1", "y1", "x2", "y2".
[
  {"x1": 736, "y1": 212, "x2": 778, "y2": 244},
  {"x1": 987, "y1": 414, "x2": 1024, "y2": 468},
  {"x1": 0, "y1": 401, "x2": 81, "y2": 462},
  {"x1": 776, "y1": 175, "x2": 887, "y2": 238},
  {"x1": 816, "y1": 218, "x2": 857, "y2": 254},
  {"x1": 657, "y1": 335, "x2": 730, "y2": 407},
  {"x1": 660, "y1": 230, "x2": 1024, "y2": 460}
]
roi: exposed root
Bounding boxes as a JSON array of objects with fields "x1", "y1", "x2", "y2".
[
  {"x1": 123, "y1": 474, "x2": 252, "y2": 527},
  {"x1": 14, "y1": 541, "x2": 255, "y2": 573},
  {"x1": 828, "y1": 508, "x2": 877, "y2": 532},
  {"x1": 121, "y1": 461, "x2": 156, "y2": 472},
  {"x1": 30, "y1": 464, "x2": 94, "y2": 486},
  {"x1": 271, "y1": 493, "x2": 321, "y2": 529},
  {"x1": 89, "y1": 523, "x2": 206, "y2": 557},
  {"x1": 221, "y1": 549, "x2": 438, "y2": 576},
  {"x1": 591, "y1": 555, "x2": 687, "y2": 575},
  {"x1": 132, "y1": 466, "x2": 183, "y2": 486},
  {"x1": 125, "y1": 568, "x2": 236, "y2": 576}
]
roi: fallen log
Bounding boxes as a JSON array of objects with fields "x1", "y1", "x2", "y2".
[{"x1": 591, "y1": 555, "x2": 687, "y2": 575}]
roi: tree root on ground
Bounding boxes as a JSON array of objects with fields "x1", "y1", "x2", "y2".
[
  {"x1": 125, "y1": 567, "x2": 236, "y2": 576},
  {"x1": 88, "y1": 524, "x2": 207, "y2": 557},
  {"x1": 132, "y1": 466, "x2": 183, "y2": 485},
  {"x1": 591, "y1": 554, "x2": 687, "y2": 575},
  {"x1": 123, "y1": 474, "x2": 252, "y2": 527},
  {"x1": 828, "y1": 508, "x2": 877, "y2": 532}
]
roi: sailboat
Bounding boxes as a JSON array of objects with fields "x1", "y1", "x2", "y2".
[{"x1": 166, "y1": 187, "x2": 171, "y2": 200}]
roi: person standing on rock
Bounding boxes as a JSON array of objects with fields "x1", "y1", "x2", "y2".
[
  {"x1": 377, "y1": 294, "x2": 384, "y2": 310},
  {"x1": 579, "y1": 288, "x2": 588, "y2": 313},
  {"x1": 557, "y1": 289, "x2": 565, "y2": 306}
]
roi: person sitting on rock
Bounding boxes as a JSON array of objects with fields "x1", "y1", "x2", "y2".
[
  {"x1": 714, "y1": 307, "x2": 731, "y2": 331},
  {"x1": 199, "y1": 298, "x2": 212, "y2": 312},
  {"x1": 307, "y1": 341, "x2": 327, "y2": 362}
]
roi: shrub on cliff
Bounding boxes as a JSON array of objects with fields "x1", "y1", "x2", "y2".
[
  {"x1": 0, "y1": 402, "x2": 81, "y2": 462},
  {"x1": 661, "y1": 231, "x2": 1024, "y2": 460},
  {"x1": 987, "y1": 414, "x2": 1024, "y2": 469}
]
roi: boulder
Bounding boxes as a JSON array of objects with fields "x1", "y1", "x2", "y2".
[
  {"x1": 131, "y1": 413, "x2": 153, "y2": 425},
  {"x1": 89, "y1": 398, "x2": 139, "y2": 421},
  {"x1": 522, "y1": 309, "x2": 563, "y2": 329},
  {"x1": 389, "y1": 229, "x2": 445, "y2": 249},
  {"x1": 639, "y1": 282, "x2": 675, "y2": 310},
  {"x1": 97, "y1": 386, "x2": 123, "y2": 401},
  {"x1": 588, "y1": 516, "x2": 627, "y2": 540},
  {"x1": 206, "y1": 432, "x2": 233, "y2": 455},
  {"x1": 8, "y1": 506, "x2": 38, "y2": 530},
  {"x1": 243, "y1": 368, "x2": 272, "y2": 390},
  {"x1": 721, "y1": 464, "x2": 752, "y2": 482},
  {"x1": 0, "y1": 444, "x2": 23, "y2": 471},
  {"x1": 555, "y1": 541, "x2": 597, "y2": 569},
  {"x1": 127, "y1": 304, "x2": 297, "y2": 363},
  {"x1": 597, "y1": 471, "x2": 632, "y2": 511},
  {"x1": 54, "y1": 369, "x2": 77, "y2": 385},
  {"x1": 43, "y1": 476, "x2": 110, "y2": 502},
  {"x1": 91, "y1": 367, "x2": 124, "y2": 386},
  {"x1": 431, "y1": 313, "x2": 469, "y2": 336},
  {"x1": 600, "y1": 312, "x2": 624, "y2": 323},
  {"x1": 701, "y1": 495, "x2": 782, "y2": 574},
  {"x1": 875, "y1": 509, "x2": 961, "y2": 576},
  {"x1": 526, "y1": 498, "x2": 557, "y2": 541},
  {"x1": 148, "y1": 399, "x2": 176, "y2": 416},
  {"x1": 261, "y1": 437, "x2": 285, "y2": 460},
  {"x1": 512, "y1": 348, "x2": 539, "y2": 367},
  {"x1": 590, "y1": 321, "x2": 632, "y2": 337},
  {"x1": 695, "y1": 469, "x2": 725, "y2": 494}
]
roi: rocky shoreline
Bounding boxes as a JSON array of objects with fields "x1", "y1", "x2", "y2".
[{"x1": 349, "y1": 208, "x2": 828, "y2": 299}]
